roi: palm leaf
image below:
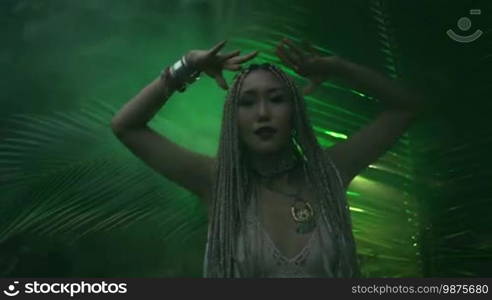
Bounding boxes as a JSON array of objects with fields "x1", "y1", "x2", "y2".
[{"x1": 0, "y1": 100, "x2": 206, "y2": 245}]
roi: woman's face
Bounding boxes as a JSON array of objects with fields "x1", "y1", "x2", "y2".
[{"x1": 237, "y1": 69, "x2": 293, "y2": 155}]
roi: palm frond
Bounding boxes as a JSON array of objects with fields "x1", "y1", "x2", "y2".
[{"x1": 0, "y1": 100, "x2": 205, "y2": 245}]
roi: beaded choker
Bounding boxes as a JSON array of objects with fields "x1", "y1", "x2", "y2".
[{"x1": 249, "y1": 148, "x2": 300, "y2": 178}]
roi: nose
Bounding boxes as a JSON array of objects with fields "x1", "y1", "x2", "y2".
[{"x1": 257, "y1": 99, "x2": 271, "y2": 120}]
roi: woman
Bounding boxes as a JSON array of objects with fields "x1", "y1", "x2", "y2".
[{"x1": 111, "y1": 39, "x2": 420, "y2": 278}]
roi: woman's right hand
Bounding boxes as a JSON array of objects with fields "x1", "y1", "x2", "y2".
[{"x1": 185, "y1": 40, "x2": 258, "y2": 90}]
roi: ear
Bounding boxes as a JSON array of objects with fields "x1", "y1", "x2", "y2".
[{"x1": 290, "y1": 127, "x2": 297, "y2": 137}]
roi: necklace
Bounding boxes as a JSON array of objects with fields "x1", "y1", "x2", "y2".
[
  {"x1": 249, "y1": 146, "x2": 300, "y2": 178},
  {"x1": 258, "y1": 175, "x2": 316, "y2": 235}
]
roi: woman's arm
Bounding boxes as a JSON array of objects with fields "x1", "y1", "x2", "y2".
[
  {"x1": 111, "y1": 41, "x2": 258, "y2": 201},
  {"x1": 110, "y1": 67, "x2": 216, "y2": 201},
  {"x1": 276, "y1": 39, "x2": 424, "y2": 187},
  {"x1": 322, "y1": 57, "x2": 422, "y2": 187}
]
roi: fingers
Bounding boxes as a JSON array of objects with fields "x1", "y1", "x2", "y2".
[
  {"x1": 281, "y1": 38, "x2": 304, "y2": 60},
  {"x1": 214, "y1": 73, "x2": 229, "y2": 90},
  {"x1": 223, "y1": 50, "x2": 258, "y2": 72},
  {"x1": 221, "y1": 49, "x2": 241, "y2": 60},
  {"x1": 209, "y1": 40, "x2": 227, "y2": 56},
  {"x1": 224, "y1": 64, "x2": 242, "y2": 71},
  {"x1": 275, "y1": 42, "x2": 299, "y2": 69},
  {"x1": 229, "y1": 50, "x2": 258, "y2": 64}
]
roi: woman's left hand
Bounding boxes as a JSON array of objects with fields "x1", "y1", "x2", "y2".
[{"x1": 275, "y1": 38, "x2": 339, "y2": 95}]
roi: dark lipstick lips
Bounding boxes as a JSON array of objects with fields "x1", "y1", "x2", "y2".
[{"x1": 254, "y1": 126, "x2": 277, "y2": 135}]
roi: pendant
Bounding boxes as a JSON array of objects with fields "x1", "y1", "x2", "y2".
[
  {"x1": 290, "y1": 199, "x2": 316, "y2": 234},
  {"x1": 296, "y1": 220, "x2": 316, "y2": 234}
]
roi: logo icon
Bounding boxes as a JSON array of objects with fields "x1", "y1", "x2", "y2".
[
  {"x1": 447, "y1": 9, "x2": 483, "y2": 43},
  {"x1": 3, "y1": 281, "x2": 20, "y2": 297}
]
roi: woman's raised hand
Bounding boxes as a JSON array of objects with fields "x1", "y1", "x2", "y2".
[
  {"x1": 185, "y1": 40, "x2": 258, "y2": 90},
  {"x1": 275, "y1": 38, "x2": 339, "y2": 95}
]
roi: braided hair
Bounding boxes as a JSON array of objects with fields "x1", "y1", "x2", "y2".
[{"x1": 204, "y1": 63, "x2": 360, "y2": 277}]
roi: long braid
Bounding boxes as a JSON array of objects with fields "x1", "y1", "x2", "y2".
[
  {"x1": 266, "y1": 65, "x2": 359, "y2": 276},
  {"x1": 206, "y1": 66, "x2": 252, "y2": 277},
  {"x1": 205, "y1": 63, "x2": 360, "y2": 277}
]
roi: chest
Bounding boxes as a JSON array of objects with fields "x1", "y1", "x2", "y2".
[{"x1": 256, "y1": 185, "x2": 318, "y2": 259}]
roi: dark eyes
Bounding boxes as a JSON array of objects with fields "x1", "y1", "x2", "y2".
[
  {"x1": 238, "y1": 96, "x2": 284, "y2": 106},
  {"x1": 239, "y1": 99, "x2": 254, "y2": 107},
  {"x1": 271, "y1": 96, "x2": 284, "y2": 103}
]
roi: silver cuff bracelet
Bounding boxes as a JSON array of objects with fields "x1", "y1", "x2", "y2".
[{"x1": 166, "y1": 55, "x2": 201, "y2": 92}]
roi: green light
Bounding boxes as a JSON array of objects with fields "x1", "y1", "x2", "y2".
[
  {"x1": 306, "y1": 96, "x2": 369, "y2": 122},
  {"x1": 349, "y1": 206, "x2": 365, "y2": 213},
  {"x1": 317, "y1": 137, "x2": 335, "y2": 148},
  {"x1": 230, "y1": 38, "x2": 272, "y2": 50},
  {"x1": 347, "y1": 191, "x2": 361, "y2": 197},
  {"x1": 350, "y1": 89, "x2": 369, "y2": 98},
  {"x1": 313, "y1": 126, "x2": 347, "y2": 140},
  {"x1": 324, "y1": 130, "x2": 347, "y2": 139}
]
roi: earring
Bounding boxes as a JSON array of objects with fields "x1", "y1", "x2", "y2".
[
  {"x1": 290, "y1": 129, "x2": 308, "y2": 163},
  {"x1": 291, "y1": 128, "x2": 297, "y2": 138}
]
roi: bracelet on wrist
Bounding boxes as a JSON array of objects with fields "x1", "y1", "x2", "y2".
[
  {"x1": 160, "y1": 55, "x2": 201, "y2": 93},
  {"x1": 160, "y1": 67, "x2": 181, "y2": 92}
]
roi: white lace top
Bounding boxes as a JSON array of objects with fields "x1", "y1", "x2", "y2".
[{"x1": 232, "y1": 197, "x2": 337, "y2": 278}]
